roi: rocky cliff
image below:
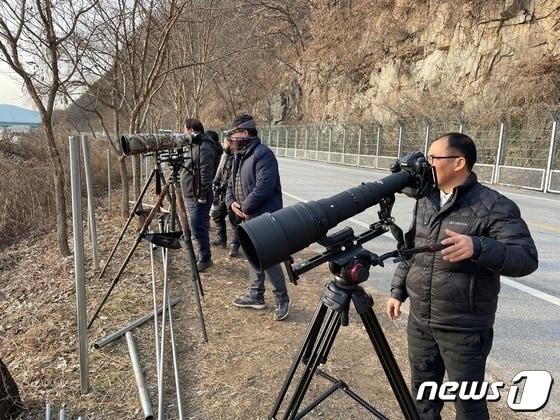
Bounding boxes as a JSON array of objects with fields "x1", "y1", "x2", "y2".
[{"x1": 267, "y1": 0, "x2": 560, "y2": 124}]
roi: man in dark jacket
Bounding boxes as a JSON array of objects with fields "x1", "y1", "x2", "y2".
[
  {"x1": 387, "y1": 133, "x2": 538, "y2": 419},
  {"x1": 179, "y1": 118, "x2": 220, "y2": 272},
  {"x1": 225, "y1": 114, "x2": 290, "y2": 321}
]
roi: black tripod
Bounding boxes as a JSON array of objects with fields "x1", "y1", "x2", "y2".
[
  {"x1": 89, "y1": 150, "x2": 208, "y2": 342},
  {"x1": 271, "y1": 221, "x2": 436, "y2": 420}
]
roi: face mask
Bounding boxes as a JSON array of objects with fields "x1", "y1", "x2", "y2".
[{"x1": 231, "y1": 136, "x2": 255, "y2": 154}]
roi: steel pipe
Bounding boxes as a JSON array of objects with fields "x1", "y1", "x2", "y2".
[
  {"x1": 93, "y1": 298, "x2": 181, "y2": 349},
  {"x1": 126, "y1": 331, "x2": 154, "y2": 420},
  {"x1": 69, "y1": 135, "x2": 90, "y2": 394}
]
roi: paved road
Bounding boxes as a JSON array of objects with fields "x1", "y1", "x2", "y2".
[{"x1": 277, "y1": 157, "x2": 560, "y2": 418}]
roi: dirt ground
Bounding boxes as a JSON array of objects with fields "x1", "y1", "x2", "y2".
[{"x1": 0, "y1": 202, "x2": 516, "y2": 419}]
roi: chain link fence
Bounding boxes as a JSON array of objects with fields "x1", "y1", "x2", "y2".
[{"x1": 260, "y1": 116, "x2": 560, "y2": 194}]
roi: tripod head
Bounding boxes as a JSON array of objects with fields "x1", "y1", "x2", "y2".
[
  {"x1": 283, "y1": 196, "x2": 448, "y2": 286},
  {"x1": 156, "y1": 149, "x2": 192, "y2": 184}
]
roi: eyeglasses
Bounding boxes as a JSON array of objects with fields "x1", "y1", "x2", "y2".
[{"x1": 427, "y1": 155, "x2": 462, "y2": 164}]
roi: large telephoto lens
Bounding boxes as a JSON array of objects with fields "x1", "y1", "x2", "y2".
[
  {"x1": 120, "y1": 133, "x2": 199, "y2": 156},
  {"x1": 238, "y1": 169, "x2": 413, "y2": 272}
]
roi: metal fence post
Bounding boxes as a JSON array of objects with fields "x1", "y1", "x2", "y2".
[
  {"x1": 144, "y1": 153, "x2": 149, "y2": 184},
  {"x1": 294, "y1": 127, "x2": 299, "y2": 156},
  {"x1": 397, "y1": 122, "x2": 404, "y2": 158},
  {"x1": 544, "y1": 116, "x2": 558, "y2": 193},
  {"x1": 342, "y1": 125, "x2": 347, "y2": 163},
  {"x1": 304, "y1": 126, "x2": 309, "y2": 158},
  {"x1": 268, "y1": 125, "x2": 272, "y2": 146},
  {"x1": 316, "y1": 127, "x2": 320, "y2": 158},
  {"x1": 69, "y1": 135, "x2": 90, "y2": 395},
  {"x1": 276, "y1": 128, "x2": 280, "y2": 153},
  {"x1": 493, "y1": 121, "x2": 506, "y2": 184},
  {"x1": 375, "y1": 124, "x2": 381, "y2": 169},
  {"x1": 107, "y1": 148, "x2": 112, "y2": 211},
  {"x1": 357, "y1": 126, "x2": 363, "y2": 166},
  {"x1": 424, "y1": 120, "x2": 431, "y2": 155},
  {"x1": 80, "y1": 134, "x2": 99, "y2": 270},
  {"x1": 285, "y1": 127, "x2": 289, "y2": 156},
  {"x1": 328, "y1": 125, "x2": 333, "y2": 162},
  {"x1": 459, "y1": 122, "x2": 464, "y2": 133}
]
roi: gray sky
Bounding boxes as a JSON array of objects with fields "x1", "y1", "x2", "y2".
[{"x1": 0, "y1": 62, "x2": 34, "y2": 109}]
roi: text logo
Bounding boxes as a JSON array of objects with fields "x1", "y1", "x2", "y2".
[{"x1": 417, "y1": 370, "x2": 553, "y2": 412}]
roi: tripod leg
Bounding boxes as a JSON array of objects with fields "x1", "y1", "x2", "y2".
[
  {"x1": 283, "y1": 310, "x2": 342, "y2": 420},
  {"x1": 174, "y1": 186, "x2": 208, "y2": 343},
  {"x1": 148, "y1": 229, "x2": 161, "y2": 380},
  {"x1": 270, "y1": 303, "x2": 328, "y2": 419},
  {"x1": 352, "y1": 291, "x2": 420, "y2": 420},
  {"x1": 157, "y1": 248, "x2": 169, "y2": 420},
  {"x1": 98, "y1": 168, "x2": 156, "y2": 279},
  {"x1": 88, "y1": 183, "x2": 171, "y2": 329}
]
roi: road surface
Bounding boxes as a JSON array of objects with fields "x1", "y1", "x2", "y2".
[{"x1": 277, "y1": 157, "x2": 560, "y2": 418}]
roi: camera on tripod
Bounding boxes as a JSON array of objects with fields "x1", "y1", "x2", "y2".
[
  {"x1": 120, "y1": 132, "x2": 203, "y2": 156},
  {"x1": 238, "y1": 151, "x2": 436, "y2": 273},
  {"x1": 238, "y1": 151, "x2": 436, "y2": 420}
]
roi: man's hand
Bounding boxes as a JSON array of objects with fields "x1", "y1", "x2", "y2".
[
  {"x1": 231, "y1": 201, "x2": 248, "y2": 219},
  {"x1": 441, "y1": 229, "x2": 474, "y2": 262},
  {"x1": 386, "y1": 298, "x2": 402, "y2": 320}
]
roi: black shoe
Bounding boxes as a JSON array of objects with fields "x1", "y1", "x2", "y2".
[
  {"x1": 274, "y1": 298, "x2": 291, "y2": 321},
  {"x1": 229, "y1": 244, "x2": 240, "y2": 257},
  {"x1": 211, "y1": 238, "x2": 227, "y2": 248},
  {"x1": 232, "y1": 295, "x2": 265, "y2": 309},
  {"x1": 196, "y1": 259, "x2": 214, "y2": 272}
]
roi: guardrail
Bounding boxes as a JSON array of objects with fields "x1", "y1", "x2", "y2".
[{"x1": 259, "y1": 117, "x2": 560, "y2": 194}]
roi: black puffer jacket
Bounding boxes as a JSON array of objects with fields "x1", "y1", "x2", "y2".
[
  {"x1": 179, "y1": 133, "x2": 219, "y2": 200},
  {"x1": 391, "y1": 173, "x2": 538, "y2": 331}
]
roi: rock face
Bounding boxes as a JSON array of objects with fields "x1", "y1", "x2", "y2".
[{"x1": 271, "y1": 0, "x2": 560, "y2": 124}]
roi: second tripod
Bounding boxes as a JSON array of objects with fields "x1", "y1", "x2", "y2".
[
  {"x1": 270, "y1": 225, "x2": 424, "y2": 420},
  {"x1": 89, "y1": 150, "x2": 207, "y2": 342}
]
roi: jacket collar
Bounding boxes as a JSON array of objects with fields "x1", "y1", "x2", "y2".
[
  {"x1": 428, "y1": 172, "x2": 478, "y2": 213},
  {"x1": 236, "y1": 136, "x2": 261, "y2": 159}
]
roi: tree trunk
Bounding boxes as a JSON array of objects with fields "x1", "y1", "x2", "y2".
[
  {"x1": 43, "y1": 122, "x2": 71, "y2": 256},
  {"x1": 0, "y1": 359, "x2": 23, "y2": 419},
  {"x1": 119, "y1": 158, "x2": 129, "y2": 218},
  {"x1": 54, "y1": 170, "x2": 71, "y2": 256}
]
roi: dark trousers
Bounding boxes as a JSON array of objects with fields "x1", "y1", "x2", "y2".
[
  {"x1": 407, "y1": 314, "x2": 494, "y2": 420},
  {"x1": 210, "y1": 202, "x2": 239, "y2": 245},
  {"x1": 248, "y1": 263, "x2": 289, "y2": 305},
  {"x1": 185, "y1": 191, "x2": 213, "y2": 263}
]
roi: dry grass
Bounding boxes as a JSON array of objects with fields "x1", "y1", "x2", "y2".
[
  {"x1": 0, "y1": 129, "x2": 121, "y2": 250},
  {"x1": 0, "y1": 192, "x2": 522, "y2": 419}
]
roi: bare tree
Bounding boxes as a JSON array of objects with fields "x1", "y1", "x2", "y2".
[{"x1": 0, "y1": 0, "x2": 98, "y2": 256}]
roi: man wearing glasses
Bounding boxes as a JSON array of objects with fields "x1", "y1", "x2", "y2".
[
  {"x1": 387, "y1": 133, "x2": 538, "y2": 419},
  {"x1": 225, "y1": 114, "x2": 291, "y2": 321}
]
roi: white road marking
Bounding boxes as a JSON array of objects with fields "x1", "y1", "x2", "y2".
[
  {"x1": 283, "y1": 190, "x2": 560, "y2": 307},
  {"x1": 501, "y1": 277, "x2": 560, "y2": 307}
]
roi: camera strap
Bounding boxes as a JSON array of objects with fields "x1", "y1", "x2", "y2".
[{"x1": 378, "y1": 196, "x2": 406, "y2": 254}]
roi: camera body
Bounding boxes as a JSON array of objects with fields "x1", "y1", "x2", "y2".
[
  {"x1": 391, "y1": 151, "x2": 436, "y2": 199},
  {"x1": 120, "y1": 132, "x2": 203, "y2": 156}
]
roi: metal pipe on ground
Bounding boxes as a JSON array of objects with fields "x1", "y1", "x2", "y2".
[
  {"x1": 93, "y1": 298, "x2": 181, "y2": 349},
  {"x1": 45, "y1": 402, "x2": 51, "y2": 420},
  {"x1": 126, "y1": 331, "x2": 154, "y2": 420}
]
